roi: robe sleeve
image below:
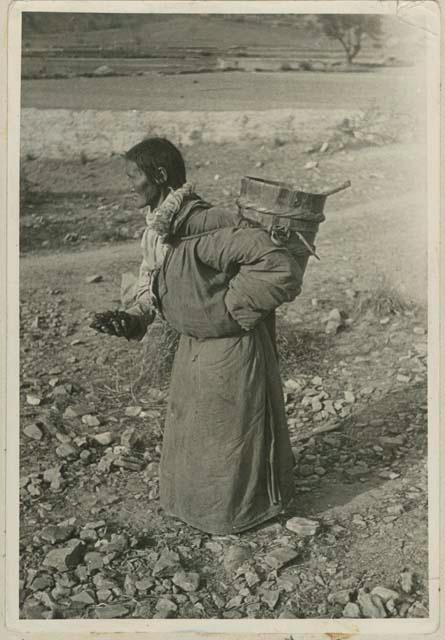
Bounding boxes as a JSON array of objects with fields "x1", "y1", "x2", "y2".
[{"x1": 194, "y1": 227, "x2": 303, "y2": 331}]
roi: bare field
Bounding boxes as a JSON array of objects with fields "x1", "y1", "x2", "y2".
[{"x1": 21, "y1": 67, "x2": 424, "y2": 112}]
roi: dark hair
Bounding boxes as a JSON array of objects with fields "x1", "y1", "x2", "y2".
[{"x1": 125, "y1": 137, "x2": 186, "y2": 190}]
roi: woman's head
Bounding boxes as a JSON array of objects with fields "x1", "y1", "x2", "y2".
[{"x1": 125, "y1": 137, "x2": 186, "y2": 208}]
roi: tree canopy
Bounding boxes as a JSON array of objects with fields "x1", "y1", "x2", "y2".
[{"x1": 317, "y1": 15, "x2": 382, "y2": 64}]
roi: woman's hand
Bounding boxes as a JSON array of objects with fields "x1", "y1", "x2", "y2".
[{"x1": 89, "y1": 310, "x2": 147, "y2": 341}]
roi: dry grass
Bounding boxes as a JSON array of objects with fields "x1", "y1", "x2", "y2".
[
  {"x1": 132, "y1": 320, "x2": 180, "y2": 392},
  {"x1": 276, "y1": 316, "x2": 332, "y2": 376},
  {"x1": 352, "y1": 279, "x2": 412, "y2": 319}
]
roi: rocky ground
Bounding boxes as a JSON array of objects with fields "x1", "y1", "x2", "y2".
[{"x1": 19, "y1": 134, "x2": 429, "y2": 620}]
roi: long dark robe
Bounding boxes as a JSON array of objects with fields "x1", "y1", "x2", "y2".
[{"x1": 152, "y1": 201, "x2": 303, "y2": 534}]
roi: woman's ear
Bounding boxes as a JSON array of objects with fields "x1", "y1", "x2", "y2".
[{"x1": 157, "y1": 166, "x2": 168, "y2": 184}]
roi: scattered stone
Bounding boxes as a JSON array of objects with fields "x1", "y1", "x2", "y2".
[
  {"x1": 387, "y1": 504, "x2": 404, "y2": 516},
  {"x1": 226, "y1": 595, "x2": 243, "y2": 609},
  {"x1": 397, "y1": 374, "x2": 410, "y2": 383},
  {"x1": 222, "y1": 609, "x2": 243, "y2": 619},
  {"x1": 97, "y1": 452, "x2": 115, "y2": 473},
  {"x1": 285, "y1": 379, "x2": 301, "y2": 393},
  {"x1": 63, "y1": 406, "x2": 79, "y2": 419},
  {"x1": 357, "y1": 591, "x2": 387, "y2": 618},
  {"x1": 352, "y1": 513, "x2": 367, "y2": 526},
  {"x1": 63, "y1": 232, "x2": 79, "y2": 244},
  {"x1": 279, "y1": 607, "x2": 297, "y2": 618},
  {"x1": 30, "y1": 573, "x2": 54, "y2": 592},
  {"x1": 106, "y1": 533, "x2": 128, "y2": 555},
  {"x1": 379, "y1": 470, "x2": 400, "y2": 480},
  {"x1": 51, "y1": 584, "x2": 71, "y2": 600},
  {"x1": 299, "y1": 464, "x2": 314, "y2": 477},
  {"x1": 124, "y1": 575, "x2": 137, "y2": 597},
  {"x1": 24, "y1": 423, "x2": 43, "y2": 440},
  {"x1": 57, "y1": 572, "x2": 77, "y2": 589},
  {"x1": 26, "y1": 394, "x2": 42, "y2": 406},
  {"x1": 55, "y1": 431, "x2": 73, "y2": 445},
  {"x1": 399, "y1": 570, "x2": 415, "y2": 594},
  {"x1": 94, "y1": 603, "x2": 129, "y2": 618},
  {"x1": 371, "y1": 586, "x2": 400, "y2": 603},
  {"x1": 113, "y1": 454, "x2": 144, "y2": 471},
  {"x1": 320, "y1": 142, "x2": 329, "y2": 153},
  {"x1": 22, "y1": 597, "x2": 50, "y2": 619},
  {"x1": 80, "y1": 528, "x2": 98, "y2": 543},
  {"x1": 125, "y1": 406, "x2": 142, "y2": 417},
  {"x1": 121, "y1": 426, "x2": 144, "y2": 450},
  {"x1": 33, "y1": 590, "x2": 58, "y2": 612},
  {"x1": 92, "y1": 574, "x2": 117, "y2": 590},
  {"x1": 92, "y1": 65, "x2": 115, "y2": 77},
  {"x1": 380, "y1": 435, "x2": 406, "y2": 447},
  {"x1": 135, "y1": 578, "x2": 155, "y2": 593},
  {"x1": 223, "y1": 545, "x2": 252, "y2": 574},
  {"x1": 407, "y1": 601, "x2": 428, "y2": 617},
  {"x1": 343, "y1": 602, "x2": 361, "y2": 618},
  {"x1": 399, "y1": 601, "x2": 411, "y2": 617},
  {"x1": 285, "y1": 517, "x2": 319, "y2": 537},
  {"x1": 328, "y1": 589, "x2": 351, "y2": 606},
  {"x1": 75, "y1": 565, "x2": 89, "y2": 583},
  {"x1": 85, "y1": 274, "x2": 103, "y2": 284},
  {"x1": 154, "y1": 598, "x2": 177, "y2": 618},
  {"x1": 413, "y1": 326, "x2": 426, "y2": 335},
  {"x1": 52, "y1": 385, "x2": 70, "y2": 398},
  {"x1": 259, "y1": 588, "x2": 280, "y2": 610},
  {"x1": 386, "y1": 598, "x2": 397, "y2": 615},
  {"x1": 205, "y1": 541, "x2": 223, "y2": 555},
  {"x1": 56, "y1": 443, "x2": 78, "y2": 459},
  {"x1": 244, "y1": 570, "x2": 260, "y2": 588},
  {"x1": 82, "y1": 414, "x2": 100, "y2": 427},
  {"x1": 325, "y1": 309, "x2": 343, "y2": 334},
  {"x1": 71, "y1": 590, "x2": 96, "y2": 606},
  {"x1": 152, "y1": 549, "x2": 181, "y2": 577},
  {"x1": 172, "y1": 570, "x2": 200, "y2": 592},
  {"x1": 40, "y1": 524, "x2": 75, "y2": 544},
  {"x1": 31, "y1": 316, "x2": 42, "y2": 330},
  {"x1": 346, "y1": 464, "x2": 369, "y2": 479},
  {"x1": 42, "y1": 539, "x2": 84, "y2": 572},
  {"x1": 264, "y1": 546, "x2": 299, "y2": 570},
  {"x1": 85, "y1": 520, "x2": 106, "y2": 530},
  {"x1": 144, "y1": 461, "x2": 159, "y2": 480},
  {"x1": 92, "y1": 432, "x2": 114, "y2": 446},
  {"x1": 43, "y1": 466, "x2": 65, "y2": 491},
  {"x1": 344, "y1": 391, "x2": 355, "y2": 404},
  {"x1": 96, "y1": 589, "x2": 112, "y2": 602},
  {"x1": 304, "y1": 161, "x2": 319, "y2": 170},
  {"x1": 80, "y1": 450, "x2": 92, "y2": 463},
  {"x1": 84, "y1": 551, "x2": 104, "y2": 573}
]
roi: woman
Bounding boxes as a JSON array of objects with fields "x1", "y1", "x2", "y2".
[{"x1": 92, "y1": 137, "x2": 303, "y2": 535}]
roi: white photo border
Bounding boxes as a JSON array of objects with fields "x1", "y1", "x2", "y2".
[{"x1": 2, "y1": 1, "x2": 442, "y2": 637}]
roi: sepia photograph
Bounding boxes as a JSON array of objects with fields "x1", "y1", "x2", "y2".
[{"x1": 2, "y1": 0, "x2": 442, "y2": 635}]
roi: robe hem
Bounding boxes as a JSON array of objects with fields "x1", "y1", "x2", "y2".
[{"x1": 161, "y1": 500, "x2": 292, "y2": 536}]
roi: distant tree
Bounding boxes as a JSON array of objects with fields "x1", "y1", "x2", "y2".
[{"x1": 317, "y1": 15, "x2": 382, "y2": 64}]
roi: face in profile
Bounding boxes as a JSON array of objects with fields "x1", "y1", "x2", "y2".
[{"x1": 126, "y1": 159, "x2": 164, "y2": 209}]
